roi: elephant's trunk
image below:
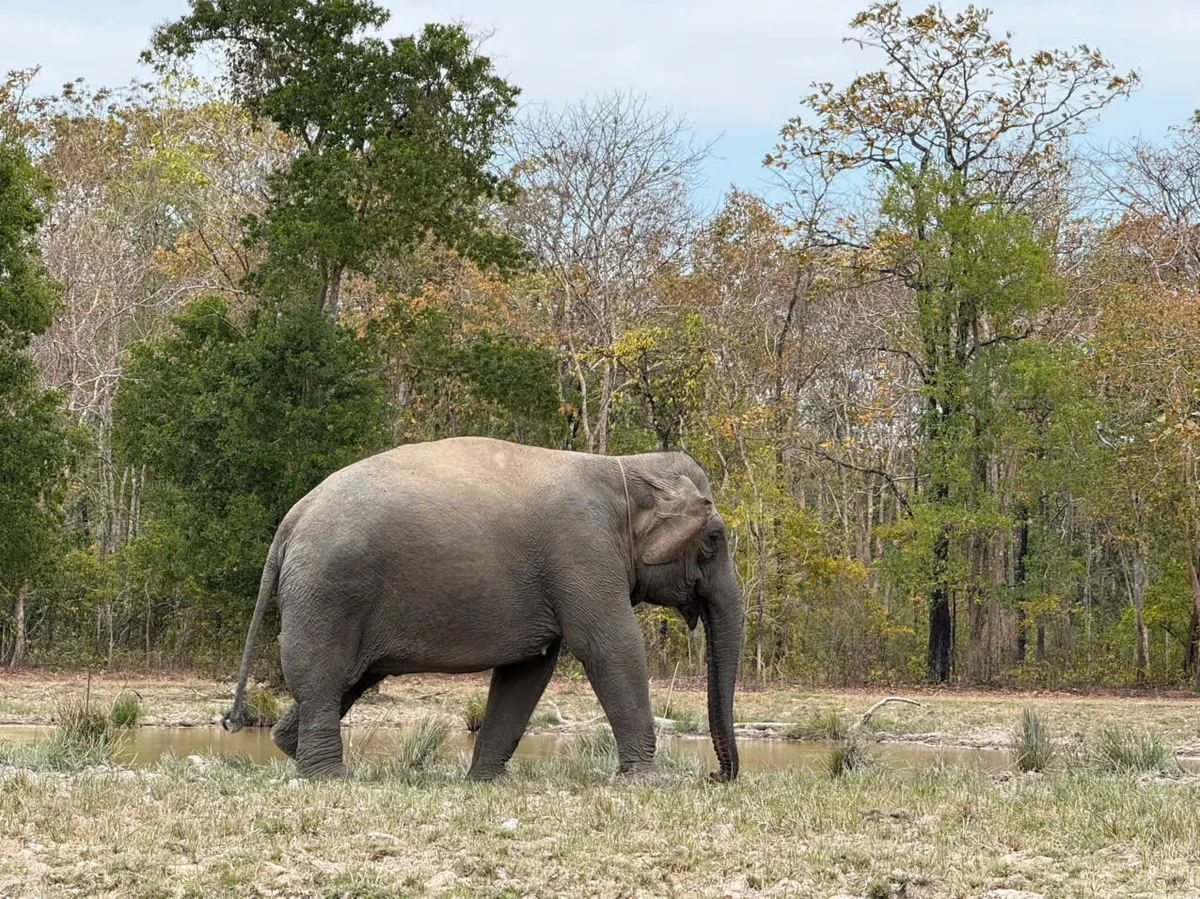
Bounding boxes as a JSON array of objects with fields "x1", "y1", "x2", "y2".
[{"x1": 703, "y1": 560, "x2": 743, "y2": 782}]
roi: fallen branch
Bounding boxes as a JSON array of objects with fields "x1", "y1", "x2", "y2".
[{"x1": 854, "y1": 696, "x2": 921, "y2": 731}]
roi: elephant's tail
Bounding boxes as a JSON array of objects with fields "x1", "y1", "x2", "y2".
[{"x1": 222, "y1": 536, "x2": 282, "y2": 733}]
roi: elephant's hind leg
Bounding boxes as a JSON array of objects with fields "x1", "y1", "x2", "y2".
[
  {"x1": 272, "y1": 704, "x2": 300, "y2": 759},
  {"x1": 272, "y1": 673, "x2": 385, "y2": 769},
  {"x1": 294, "y1": 688, "x2": 346, "y2": 780},
  {"x1": 468, "y1": 640, "x2": 561, "y2": 781}
]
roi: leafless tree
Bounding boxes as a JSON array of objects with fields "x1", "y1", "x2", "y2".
[{"x1": 503, "y1": 91, "x2": 712, "y2": 453}]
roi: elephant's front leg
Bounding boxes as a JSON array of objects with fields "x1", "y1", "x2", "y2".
[
  {"x1": 565, "y1": 604, "x2": 657, "y2": 777},
  {"x1": 468, "y1": 639, "x2": 562, "y2": 781}
]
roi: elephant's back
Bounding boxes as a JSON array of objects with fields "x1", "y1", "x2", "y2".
[
  {"x1": 275, "y1": 438, "x2": 583, "y2": 587},
  {"x1": 302, "y1": 436, "x2": 577, "y2": 510}
]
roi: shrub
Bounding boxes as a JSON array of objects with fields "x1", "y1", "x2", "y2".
[
  {"x1": 1011, "y1": 707, "x2": 1054, "y2": 773},
  {"x1": 110, "y1": 692, "x2": 143, "y2": 728},
  {"x1": 463, "y1": 692, "x2": 487, "y2": 733}
]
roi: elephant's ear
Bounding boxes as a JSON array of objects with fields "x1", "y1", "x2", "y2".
[{"x1": 641, "y1": 475, "x2": 713, "y2": 565}]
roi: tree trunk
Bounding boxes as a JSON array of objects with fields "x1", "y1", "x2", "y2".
[
  {"x1": 596, "y1": 357, "x2": 615, "y2": 455},
  {"x1": 967, "y1": 535, "x2": 987, "y2": 680},
  {"x1": 1123, "y1": 541, "x2": 1149, "y2": 685},
  {"x1": 10, "y1": 583, "x2": 28, "y2": 669},
  {"x1": 325, "y1": 262, "x2": 345, "y2": 323},
  {"x1": 927, "y1": 524, "x2": 952, "y2": 683},
  {"x1": 1188, "y1": 554, "x2": 1200, "y2": 690},
  {"x1": 1014, "y1": 507, "x2": 1030, "y2": 665}
]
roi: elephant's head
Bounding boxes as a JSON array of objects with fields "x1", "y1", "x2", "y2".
[{"x1": 629, "y1": 461, "x2": 744, "y2": 782}]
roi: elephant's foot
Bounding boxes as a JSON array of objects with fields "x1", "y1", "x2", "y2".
[
  {"x1": 465, "y1": 762, "x2": 508, "y2": 783},
  {"x1": 618, "y1": 765, "x2": 671, "y2": 786},
  {"x1": 295, "y1": 757, "x2": 348, "y2": 781}
]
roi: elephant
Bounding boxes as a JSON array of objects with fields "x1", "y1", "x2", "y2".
[{"x1": 222, "y1": 436, "x2": 745, "y2": 783}]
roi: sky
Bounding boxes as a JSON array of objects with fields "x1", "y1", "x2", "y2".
[{"x1": 4, "y1": 0, "x2": 1199, "y2": 205}]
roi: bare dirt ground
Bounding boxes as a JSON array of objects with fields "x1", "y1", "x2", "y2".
[{"x1": 2, "y1": 668, "x2": 1199, "y2": 754}]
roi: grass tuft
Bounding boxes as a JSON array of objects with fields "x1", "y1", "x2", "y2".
[
  {"x1": 790, "y1": 709, "x2": 850, "y2": 741},
  {"x1": 0, "y1": 697, "x2": 121, "y2": 771},
  {"x1": 463, "y1": 692, "x2": 487, "y2": 733},
  {"x1": 110, "y1": 692, "x2": 143, "y2": 728},
  {"x1": 570, "y1": 726, "x2": 620, "y2": 771},
  {"x1": 244, "y1": 688, "x2": 280, "y2": 728},
  {"x1": 1087, "y1": 725, "x2": 1177, "y2": 776},
  {"x1": 1011, "y1": 707, "x2": 1054, "y2": 772},
  {"x1": 827, "y1": 735, "x2": 872, "y2": 777},
  {"x1": 396, "y1": 715, "x2": 450, "y2": 772},
  {"x1": 528, "y1": 709, "x2": 561, "y2": 729}
]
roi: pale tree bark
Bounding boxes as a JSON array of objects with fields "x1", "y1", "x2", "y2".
[
  {"x1": 10, "y1": 584, "x2": 28, "y2": 670},
  {"x1": 1119, "y1": 538, "x2": 1151, "y2": 684},
  {"x1": 1189, "y1": 550, "x2": 1200, "y2": 690}
]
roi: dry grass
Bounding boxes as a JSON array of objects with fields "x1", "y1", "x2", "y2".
[{"x1": 1, "y1": 748, "x2": 1199, "y2": 897}]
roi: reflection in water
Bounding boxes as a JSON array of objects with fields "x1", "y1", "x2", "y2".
[{"x1": 0, "y1": 724, "x2": 1021, "y2": 772}]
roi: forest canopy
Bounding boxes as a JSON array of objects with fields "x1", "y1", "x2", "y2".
[{"x1": 1, "y1": 0, "x2": 1198, "y2": 689}]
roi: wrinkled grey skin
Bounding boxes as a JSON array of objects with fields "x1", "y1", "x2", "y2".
[{"x1": 223, "y1": 436, "x2": 744, "y2": 782}]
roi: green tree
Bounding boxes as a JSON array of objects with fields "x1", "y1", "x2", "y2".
[
  {"x1": 145, "y1": 0, "x2": 524, "y2": 319},
  {"x1": 0, "y1": 135, "x2": 78, "y2": 666},
  {"x1": 769, "y1": 3, "x2": 1134, "y2": 681},
  {"x1": 877, "y1": 168, "x2": 1062, "y2": 680},
  {"x1": 114, "y1": 297, "x2": 387, "y2": 609}
]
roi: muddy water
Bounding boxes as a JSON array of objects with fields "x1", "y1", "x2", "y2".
[{"x1": 0, "y1": 725, "x2": 1018, "y2": 772}]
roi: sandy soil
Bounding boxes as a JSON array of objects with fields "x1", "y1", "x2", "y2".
[{"x1": 2, "y1": 669, "x2": 1199, "y2": 755}]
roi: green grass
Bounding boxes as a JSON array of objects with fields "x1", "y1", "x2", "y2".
[
  {"x1": 243, "y1": 688, "x2": 280, "y2": 728},
  {"x1": 462, "y1": 692, "x2": 487, "y2": 733},
  {"x1": 0, "y1": 697, "x2": 122, "y2": 771},
  {"x1": 1011, "y1": 707, "x2": 1054, "y2": 773},
  {"x1": 397, "y1": 715, "x2": 450, "y2": 771},
  {"x1": 789, "y1": 709, "x2": 851, "y2": 741},
  {"x1": 654, "y1": 698, "x2": 705, "y2": 734},
  {"x1": 1086, "y1": 725, "x2": 1178, "y2": 776},
  {"x1": 827, "y1": 736, "x2": 872, "y2": 777},
  {"x1": 109, "y1": 692, "x2": 143, "y2": 728}
]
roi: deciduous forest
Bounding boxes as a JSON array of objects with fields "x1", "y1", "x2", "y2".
[{"x1": 2, "y1": 0, "x2": 1198, "y2": 689}]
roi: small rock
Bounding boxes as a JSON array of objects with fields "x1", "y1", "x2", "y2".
[
  {"x1": 722, "y1": 874, "x2": 750, "y2": 897},
  {"x1": 366, "y1": 831, "x2": 399, "y2": 843},
  {"x1": 285, "y1": 778, "x2": 302, "y2": 791},
  {"x1": 499, "y1": 817, "x2": 519, "y2": 833},
  {"x1": 981, "y1": 890, "x2": 1045, "y2": 899},
  {"x1": 425, "y1": 870, "x2": 457, "y2": 891},
  {"x1": 768, "y1": 879, "x2": 804, "y2": 896}
]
